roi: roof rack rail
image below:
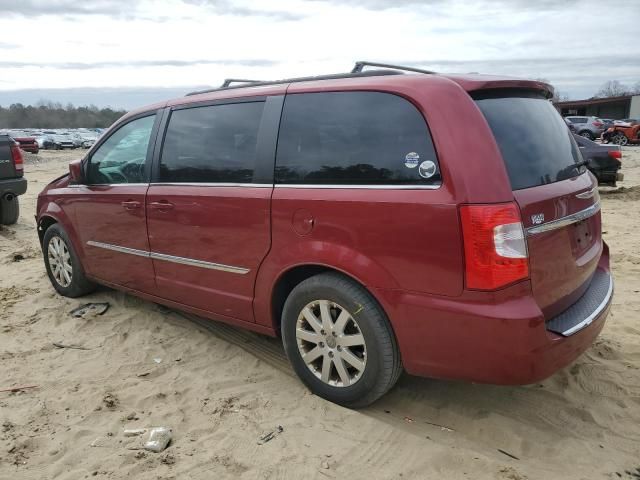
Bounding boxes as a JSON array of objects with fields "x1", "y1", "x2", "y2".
[
  {"x1": 185, "y1": 61, "x2": 433, "y2": 97},
  {"x1": 220, "y1": 78, "x2": 263, "y2": 87},
  {"x1": 351, "y1": 61, "x2": 436, "y2": 75}
]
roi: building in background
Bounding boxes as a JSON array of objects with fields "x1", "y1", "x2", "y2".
[{"x1": 554, "y1": 95, "x2": 640, "y2": 119}]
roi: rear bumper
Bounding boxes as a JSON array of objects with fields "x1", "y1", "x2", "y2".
[
  {"x1": 20, "y1": 144, "x2": 39, "y2": 153},
  {"x1": 0, "y1": 177, "x2": 27, "y2": 197},
  {"x1": 376, "y1": 246, "x2": 612, "y2": 385}
]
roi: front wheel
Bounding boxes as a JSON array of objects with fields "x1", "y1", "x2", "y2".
[
  {"x1": 282, "y1": 272, "x2": 402, "y2": 408},
  {"x1": 43, "y1": 223, "x2": 96, "y2": 297}
]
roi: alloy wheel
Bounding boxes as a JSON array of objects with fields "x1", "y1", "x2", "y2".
[
  {"x1": 48, "y1": 235, "x2": 73, "y2": 287},
  {"x1": 295, "y1": 300, "x2": 367, "y2": 387},
  {"x1": 613, "y1": 133, "x2": 628, "y2": 146}
]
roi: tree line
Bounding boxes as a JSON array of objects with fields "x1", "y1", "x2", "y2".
[
  {"x1": 594, "y1": 80, "x2": 640, "y2": 99},
  {"x1": 0, "y1": 101, "x2": 126, "y2": 129}
]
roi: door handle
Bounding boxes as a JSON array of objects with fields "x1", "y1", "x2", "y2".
[
  {"x1": 121, "y1": 200, "x2": 141, "y2": 210},
  {"x1": 149, "y1": 200, "x2": 174, "y2": 211}
]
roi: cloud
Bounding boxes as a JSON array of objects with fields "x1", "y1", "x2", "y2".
[
  {"x1": 0, "y1": 59, "x2": 279, "y2": 70},
  {"x1": 310, "y1": 0, "x2": 587, "y2": 11},
  {"x1": 0, "y1": 42, "x2": 18, "y2": 49},
  {"x1": 0, "y1": 0, "x2": 131, "y2": 16},
  {"x1": 0, "y1": 0, "x2": 304, "y2": 20},
  {"x1": 183, "y1": 0, "x2": 305, "y2": 20}
]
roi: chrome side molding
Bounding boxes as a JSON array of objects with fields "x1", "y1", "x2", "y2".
[
  {"x1": 86, "y1": 241, "x2": 249, "y2": 274},
  {"x1": 149, "y1": 251, "x2": 249, "y2": 274},
  {"x1": 526, "y1": 201, "x2": 601, "y2": 236},
  {"x1": 87, "y1": 241, "x2": 149, "y2": 258},
  {"x1": 274, "y1": 183, "x2": 441, "y2": 190}
]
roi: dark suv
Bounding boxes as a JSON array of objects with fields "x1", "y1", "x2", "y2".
[
  {"x1": 0, "y1": 134, "x2": 26, "y2": 224},
  {"x1": 36, "y1": 62, "x2": 612, "y2": 407}
]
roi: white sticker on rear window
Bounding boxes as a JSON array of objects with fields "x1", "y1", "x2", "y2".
[
  {"x1": 405, "y1": 152, "x2": 420, "y2": 168},
  {"x1": 418, "y1": 160, "x2": 436, "y2": 179}
]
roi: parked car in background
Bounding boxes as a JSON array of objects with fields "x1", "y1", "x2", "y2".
[
  {"x1": 613, "y1": 119, "x2": 638, "y2": 126},
  {"x1": 34, "y1": 134, "x2": 57, "y2": 150},
  {"x1": 0, "y1": 134, "x2": 26, "y2": 224},
  {"x1": 7, "y1": 131, "x2": 39, "y2": 154},
  {"x1": 49, "y1": 134, "x2": 76, "y2": 150},
  {"x1": 36, "y1": 63, "x2": 612, "y2": 407},
  {"x1": 78, "y1": 131, "x2": 99, "y2": 148},
  {"x1": 602, "y1": 124, "x2": 640, "y2": 146},
  {"x1": 564, "y1": 117, "x2": 576, "y2": 133},
  {"x1": 601, "y1": 119, "x2": 615, "y2": 130},
  {"x1": 565, "y1": 116, "x2": 605, "y2": 140},
  {"x1": 574, "y1": 134, "x2": 622, "y2": 186}
]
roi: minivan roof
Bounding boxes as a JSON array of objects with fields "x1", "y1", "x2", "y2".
[{"x1": 123, "y1": 67, "x2": 553, "y2": 121}]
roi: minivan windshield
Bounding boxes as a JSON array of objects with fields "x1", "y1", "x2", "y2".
[{"x1": 475, "y1": 93, "x2": 583, "y2": 190}]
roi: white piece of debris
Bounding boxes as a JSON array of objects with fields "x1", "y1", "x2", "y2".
[
  {"x1": 144, "y1": 427, "x2": 173, "y2": 452},
  {"x1": 123, "y1": 428, "x2": 147, "y2": 437}
]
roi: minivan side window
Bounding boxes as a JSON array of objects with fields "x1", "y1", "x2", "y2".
[
  {"x1": 87, "y1": 115, "x2": 156, "y2": 185},
  {"x1": 275, "y1": 92, "x2": 440, "y2": 185},
  {"x1": 159, "y1": 101, "x2": 265, "y2": 183}
]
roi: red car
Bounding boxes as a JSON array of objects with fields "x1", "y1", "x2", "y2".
[
  {"x1": 36, "y1": 62, "x2": 612, "y2": 407},
  {"x1": 9, "y1": 132, "x2": 39, "y2": 154}
]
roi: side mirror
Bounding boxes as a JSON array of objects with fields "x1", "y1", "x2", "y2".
[{"x1": 69, "y1": 159, "x2": 83, "y2": 184}]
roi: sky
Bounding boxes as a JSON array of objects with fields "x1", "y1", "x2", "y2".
[{"x1": 0, "y1": 0, "x2": 639, "y2": 109}]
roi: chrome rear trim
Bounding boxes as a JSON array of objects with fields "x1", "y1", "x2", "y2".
[
  {"x1": 86, "y1": 241, "x2": 249, "y2": 274},
  {"x1": 526, "y1": 201, "x2": 601, "y2": 236},
  {"x1": 562, "y1": 273, "x2": 613, "y2": 336}
]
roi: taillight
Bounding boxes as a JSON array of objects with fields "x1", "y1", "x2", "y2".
[
  {"x1": 10, "y1": 143, "x2": 24, "y2": 176},
  {"x1": 459, "y1": 203, "x2": 529, "y2": 290},
  {"x1": 593, "y1": 122, "x2": 603, "y2": 127},
  {"x1": 608, "y1": 150, "x2": 622, "y2": 159}
]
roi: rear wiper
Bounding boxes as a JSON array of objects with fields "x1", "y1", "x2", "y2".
[{"x1": 575, "y1": 159, "x2": 590, "y2": 169}]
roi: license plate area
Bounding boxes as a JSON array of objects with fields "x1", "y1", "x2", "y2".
[{"x1": 572, "y1": 219, "x2": 593, "y2": 255}]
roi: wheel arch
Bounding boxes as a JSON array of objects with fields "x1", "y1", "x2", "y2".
[
  {"x1": 37, "y1": 215, "x2": 58, "y2": 245},
  {"x1": 36, "y1": 205, "x2": 86, "y2": 263},
  {"x1": 268, "y1": 263, "x2": 395, "y2": 340}
]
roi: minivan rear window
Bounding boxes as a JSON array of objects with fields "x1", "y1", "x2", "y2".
[{"x1": 475, "y1": 93, "x2": 583, "y2": 190}]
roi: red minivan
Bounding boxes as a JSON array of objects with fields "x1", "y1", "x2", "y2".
[{"x1": 36, "y1": 62, "x2": 613, "y2": 407}]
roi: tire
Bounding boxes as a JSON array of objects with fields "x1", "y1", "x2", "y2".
[
  {"x1": 613, "y1": 133, "x2": 628, "y2": 146},
  {"x1": 0, "y1": 195, "x2": 20, "y2": 225},
  {"x1": 42, "y1": 223, "x2": 96, "y2": 297},
  {"x1": 579, "y1": 130, "x2": 595, "y2": 140},
  {"x1": 281, "y1": 272, "x2": 402, "y2": 408}
]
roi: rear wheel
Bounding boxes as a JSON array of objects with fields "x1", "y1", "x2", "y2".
[
  {"x1": 579, "y1": 130, "x2": 594, "y2": 140},
  {"x1": 281, "y1": 272, "x2": 402, "y2": 408},
  {"x1": 43, "y1": 223, "x2": 96, "y2": 297},
  {"x1": 0, "y1": 195, "x2": 19, "y2": 225}
]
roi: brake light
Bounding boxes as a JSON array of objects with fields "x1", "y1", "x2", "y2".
[
  {"x1": 593, "y1": 122, "x2": 603, "y2": 127},
  {"x1": 9, "y1": 143, "x2": 24, "y2": 176},
  {"x1": 459, "y1": 203, "x2": 529, "y2": 290},
  {"x1": 608, "y1": 150, "x2": 622, "y2": 159}
]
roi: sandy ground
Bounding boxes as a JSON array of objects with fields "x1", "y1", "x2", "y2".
[{"x1": 1, "y1": 147, "x2": 639, "y2": 480}]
